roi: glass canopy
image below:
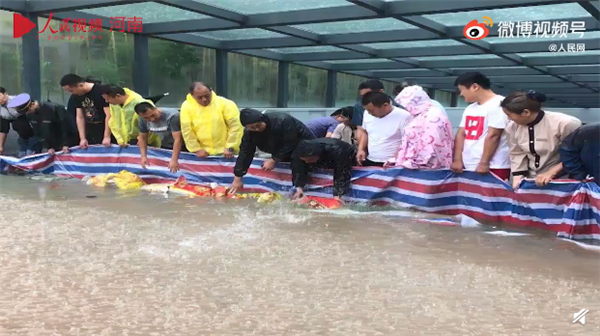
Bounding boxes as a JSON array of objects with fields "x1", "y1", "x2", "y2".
[
  {"x1": 5, "y1": 0, "x2": 598, "y2": 108},
  {"x1": 192, "y1": 0, "x2": 351, "y2": 15},
  {"x1": 293, "y1": 18, "x2": 416, "y2": 34},
  {"x1": 81, "y1": 2, "x2": 210, "y2": 23}
]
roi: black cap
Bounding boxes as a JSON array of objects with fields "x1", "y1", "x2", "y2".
[{"x1": 239, "y1": 108, "x2": 265, "y2": 126}]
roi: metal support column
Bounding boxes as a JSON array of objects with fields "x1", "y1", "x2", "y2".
[
  {"x1": 326, "y1": 70, "x2": 337, "y2": 108},
  {"x1": 216, "y1": 49, "x2": 228, "y2": 97},
  {"x1": 451, "y1": 92, "x2": 458, "y2": 107},
  {"x1": 133, "y1": 34, "x2": 149, "y2": 97},
  {"x1": 427, "y1": 88, "x2": 436, "y2": 99},
  {"x1": 21, "y1": 12, "x2": 41, "y2": 101},
  {"x1": 277, "y1": 61, "x2": 289, "y2": 108}
]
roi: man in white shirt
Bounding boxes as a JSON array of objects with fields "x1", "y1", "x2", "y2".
[
  {"x1": 450, "y1": 72, "x2": 511, "y2": 180},
  {"x1": 356, "y1": 91, "x2": 412, "y2": 167}
]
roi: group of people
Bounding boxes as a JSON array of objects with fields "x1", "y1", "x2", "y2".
[{"x1": 0, "y1": 71, "x2": 598, "y2": 200}]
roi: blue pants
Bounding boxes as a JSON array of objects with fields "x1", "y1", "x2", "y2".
[{"x1": 17, "y1": 137, "x2": 42, "y2": 158}]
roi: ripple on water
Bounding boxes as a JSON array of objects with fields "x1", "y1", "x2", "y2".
[{"x1": 0, "y1": 183, "x2": 599, "y2": 335}]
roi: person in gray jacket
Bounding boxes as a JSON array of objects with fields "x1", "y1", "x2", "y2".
[{"x1": 134, "y1": 102, "x2": 184, "y2": 173}]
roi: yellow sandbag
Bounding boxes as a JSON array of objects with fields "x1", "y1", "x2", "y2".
[
  {"x1": 112, "y1": 170, "x2": 145, "y2": 190},
  {"x1": 87, "y1": 173, "x2": 117, "y2": 187},
  {"x1": 256, "y1": 192, "x2": 282, "y2": 203}
]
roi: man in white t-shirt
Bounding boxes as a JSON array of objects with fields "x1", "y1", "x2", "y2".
[
  {"x1": 356, "y1": 91, "x2": 412, "y2": 167},
  {"x1": 450, "y1": 72, "x2": 511, "y2": 180}
]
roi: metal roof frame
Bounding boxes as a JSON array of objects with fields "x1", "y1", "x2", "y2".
[{"x1": 2, "y1": 0, "x2": 599, "y2": 108}]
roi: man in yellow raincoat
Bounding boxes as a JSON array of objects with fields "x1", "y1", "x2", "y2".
[
  {"x1": 180, "y1": 82, "x2": 243, "y2": 158},
  {"x1": 99, "y1": 84, "x2": 160, "y2": 147}
]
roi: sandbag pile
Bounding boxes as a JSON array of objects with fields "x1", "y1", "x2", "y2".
[
  {"x1": 82, "y1": 171, "x2": 340, "y2": 209},
  {"x1": 83, "y1": 170, "x2": 145, "y2": 190},
  {"x1": 82, "y1": 172, "x2": 283, "y2": 204}
]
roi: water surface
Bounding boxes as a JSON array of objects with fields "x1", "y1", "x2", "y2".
[{"x1": 0, "y1": 175, "x2": 598, "y2": 336}]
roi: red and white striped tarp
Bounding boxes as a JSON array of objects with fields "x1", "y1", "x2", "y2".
[{"x1": 2, "y1": 145, "x2": 599, "y2": 241}]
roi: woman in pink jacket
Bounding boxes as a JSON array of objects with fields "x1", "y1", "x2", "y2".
[{"x1": 386, "y1": 85, "x2": 454, "y2": 169}]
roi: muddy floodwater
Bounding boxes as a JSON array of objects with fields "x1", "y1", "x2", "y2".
[{"x1": 0, "y1": 174, "x2": 599, "y2": 336}]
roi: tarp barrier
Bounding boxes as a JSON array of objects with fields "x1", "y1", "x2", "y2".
[{"x1": 2, "y1": 145, "x2": 599, "y2": 240}]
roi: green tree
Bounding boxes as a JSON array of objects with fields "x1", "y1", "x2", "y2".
[
  {"x1": 0, "y1": 45, "x2": 21, "y2": 92},
  {"x1": 150, "y1": 41, "x2": 202, "y2": 81}
]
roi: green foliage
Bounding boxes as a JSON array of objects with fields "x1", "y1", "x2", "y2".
[
  {"x1": 227, "y1": 53, "x2": 278, "y2": 107},
  {"x1": 0, "y1": 44, "x2": 21, "y2": 92},
  {"x1": 41, "y1": 61, "x2": 54, "y2": 100},
  {"x1": 78, "y1": 59, "x2": 121, "y2": 85},
  {"x1": 149, "y1": 40, "x2": 202, "y2": 81},
  {"x1": 289, "y1": 64, "x2": 327, "y2": 107},
  {"x1": 337, "y1": 73, "x2": 365, "y2": 105}
]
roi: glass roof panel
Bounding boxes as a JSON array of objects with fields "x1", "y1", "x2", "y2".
[
  {"x1": 487, "y1": 31, "x2": 600, "y2": 43},
  {"x1": 365, "y1": 40, "x2": 463, "y2": 49},
  {"x1": 292, "y1": 18, "x2": 415, "y2": 34},
  {"x1": 516, "y1": 50, "x2": 600, "y2": 57},
  {"x1": 81, "y1": 2, "x2": 208, "y2": 23},
  {"x1": 327, "y1": 59, "x2": 394, "y2": 64},
  {"x1": 191, "y1": 0, "x2": 350, "y2": 15},
  {"x1": 376, "y1": 68, "x2": 442, "y2": 73},
  {"x1": 547, "y1": 65, "x2": 600, "y2": 71},
  {"x1": 268, "y1": 46, "x2": 344, "y2": 53},
  {"x1": 424, "y1": 3, "x2": 591, "y2": 26},
  {"x1": 449, "y1": 66, "x2": 531, "y2": 71},
  {"x1": 414, "y1": 55, "x2": 500, "y2": 61},
  {"x1": 194, "y1": 29, "x2": 287, "y2": 40}
]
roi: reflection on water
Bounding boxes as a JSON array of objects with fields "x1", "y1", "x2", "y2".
[{"x1": 0, "y1": 174, "x2": 599, "y2": 335}]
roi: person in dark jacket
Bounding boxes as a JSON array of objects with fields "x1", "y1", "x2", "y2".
[
  {"x1": 291, "y1": 138, "x2": 357, "y2": 200},
  {"x1": 559, "y1": 123, "x2": 600, "y2": 185},
  {"x1": 229, "y1": 108, "x2": 315, "y2": 193},
  {"x1": 7, "y1": 93, "x2": 76, "y2": 154},
  {"x1": 0, "y1": 87, "x2": 40, "y2": 157}
]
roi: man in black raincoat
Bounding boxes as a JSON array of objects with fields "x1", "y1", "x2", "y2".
[
  {"x1": 560, "y1": 123, "x2": 600, "y2": 185},
  {"x1": 290, "y1": 138, "x2": 357, "y2": 200},
  {"x1": 7, "y1": 93, "x2": 76, "y2": 155},
  {"x1": 230, "y1": 108, "x2": 314, "y2": 193}
]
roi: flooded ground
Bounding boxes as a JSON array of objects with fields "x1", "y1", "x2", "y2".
[{"x1": 0, "y1": 174, "x2": 599, "y2": 336}]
